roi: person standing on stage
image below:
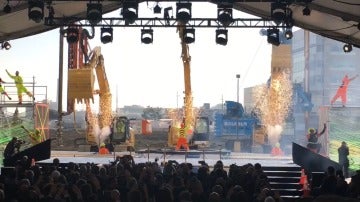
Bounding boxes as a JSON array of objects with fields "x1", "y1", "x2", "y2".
[
  {"x1": 307, "y1": 123, "x2": 327, "y2": 153},
  {"x1": 338, "y1": 141, "x2": 350, "y2": 178},
  {"x1": 6, "y1": 69, "x2": 35, "y2": 104},
  {"x1": 176, "y1": 122, "x2": 190, "y2": 151}
]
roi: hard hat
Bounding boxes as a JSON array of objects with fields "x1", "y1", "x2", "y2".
[
  {"x1": 308, "y1": 128, "x2": 315, "y2": 133},
  {"x1": 100, "y1": 143, "x2": 106, "y2": 147}
]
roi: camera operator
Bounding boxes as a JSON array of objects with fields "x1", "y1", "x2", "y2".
[{"x1": 4, "y1": 137, "x2": 24, "y2": 159}]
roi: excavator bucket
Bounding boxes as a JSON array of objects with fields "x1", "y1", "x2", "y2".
[{"x1": 68, "y1": 68, "x2": 95, "y2": 102}]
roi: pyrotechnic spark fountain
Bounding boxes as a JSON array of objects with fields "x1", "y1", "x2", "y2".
[{"x1": 254, "y1": 71, "x2": 293, "y2": 146}]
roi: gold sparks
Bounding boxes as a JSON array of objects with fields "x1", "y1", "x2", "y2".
[{"x1": 253, "y1": 70, "x2": 293, "y2": 145}]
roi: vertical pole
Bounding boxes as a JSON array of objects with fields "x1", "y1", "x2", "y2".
[
  {"x1": 236, "y1": 74, "x2": 240, "y2": 141},
  {"x1": 57, "y1": 27, "x2": 64, "y2": 146},
  {"x1": 304, "y1": 30, "x2": 310, "y2": 135}
]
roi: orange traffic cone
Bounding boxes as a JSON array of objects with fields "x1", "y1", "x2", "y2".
[
  {"x1": 302, "y1": 176, "x2": 311, "y2": 197},
  {"x1": 299, "y1": 168, "x2": 306, "y2": 185}
]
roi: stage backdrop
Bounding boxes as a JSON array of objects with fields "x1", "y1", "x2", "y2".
[{"x1": 326, "y1": 107, "x2": 360, "y2": 171}]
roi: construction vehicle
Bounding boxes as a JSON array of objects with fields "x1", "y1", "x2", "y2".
[
  {"x1": 167, "y1": 23, "x2": 210, "y2": 148},
  {"x1": 214, "y1": 101, "x2": 258, "y2": 151},
  {"x1": 66, "y1": 27, "x2": 134, "y2": 148}
]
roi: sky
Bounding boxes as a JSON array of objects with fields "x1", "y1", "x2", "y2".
[{"x1": 1, "y1": 2, "x2": 272, "y2": 110}]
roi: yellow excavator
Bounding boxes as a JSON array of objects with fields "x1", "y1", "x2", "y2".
[
  {"x1": 168, "y1": 23, "x2": 194, "y2": 147},
  {"x1": 168, "y1": 23, "x2": 210, "y2": 148},
  {"x1": 67, "y1": 27, "x2": 134, "y2": 148}
]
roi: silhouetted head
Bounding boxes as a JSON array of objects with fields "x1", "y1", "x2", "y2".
[{"x1": 15, "y1": 71, "x2": 19, "y2": 76}]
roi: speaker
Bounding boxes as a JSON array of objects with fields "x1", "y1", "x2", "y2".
[
  {"x1": 90, "y1": 145, "x2": 99, "y2": 152},
  {"x1": 1, "y1": 167, "x2": 15, "y2": 178}
]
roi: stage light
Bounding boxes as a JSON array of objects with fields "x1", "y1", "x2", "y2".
[
  {"x1": 1, "y1": 41, "x2": 11, "y2": 50},
  {"x1": 100, "y1": 27, "x2": 113, "y2": 44},
  {"x1": 141, "y1": 28, "x2": 154, "y2": 44},
  {"x1": 267, "y1": 28, "x2": 280, "y2": 46},
  {"x1": 153, "y1": 3, "x2": 161, "y2": 14},
  {"x1": 28, "y1": 0, "x2": 44, "y2": 23},
  {"x1": 3, "y1": 0, "x2": 11, "y2": 13},
  {"x1": 215, "y1": 29, "x2": 228, "y2": 46},
  {"x1": 271, "y1": 2, "x2": 286, "y2": 25},
  {"x1": 217, "y1": 4, "x2": 233, "y2": 27},
  {"x1": 87, "y1": 3, "x2": 102, "y2": 25},
  {"x1": 303, "y1": 6, "x2": 311, "y2": 16},
  {"x1": 176, "y1": 2, "x2": 192, "y2": 24},
  {"x1": 122, "y1": 1, "x2": 138, "y2": 25},
  {"x1": 284, "y1": 29, "x2": 293, "y2": 40},
  {"x1": 66, "y1": 27, "x2": 79, "y2": 43},
  {"x1": 343, "y1": 44, "x2": 352, "y2": 53},
  {"x1": 183, "y1": 28, "x2": 195, "y2": 44}
]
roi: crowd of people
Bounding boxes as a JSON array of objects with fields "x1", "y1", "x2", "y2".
[{"x1": 1, "y1": 154, "x2": 360, "y2": 202}]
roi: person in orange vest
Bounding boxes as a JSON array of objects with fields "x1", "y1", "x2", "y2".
[
  {"x1": 176, "y1": 123, "x2": 189, "y2": 151},
  {"x1": 271, "y1": 142, "x2": 284, "y2": 156},
  {"x1": 330, "y1": 74, "x2": 358, "y2": 107},
  {"x1": 99, "y1": 143, "x2": 110, "y2": 155}
]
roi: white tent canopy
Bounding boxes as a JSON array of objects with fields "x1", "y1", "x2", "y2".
[{"x1": 0, "y1": 0, "x2": 359, "y2": 46}]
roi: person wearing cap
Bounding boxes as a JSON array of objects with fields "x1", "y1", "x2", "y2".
[
  {"x1": 99, "y1": 143, "x2": 110, "y2": 155},
  {"x1": 6, "y1": 69, "x2": 35, "y2": 104},
  {"x1": 307, "y1": 123, "x2": 327, "y2": 153}
]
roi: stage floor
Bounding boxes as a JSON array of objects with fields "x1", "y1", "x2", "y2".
[{"x1": 39, "y1": 150, "x2": 297, "y2": 168}]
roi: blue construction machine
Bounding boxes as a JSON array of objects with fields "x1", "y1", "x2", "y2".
[{"x1": 214, "y1": 101, "x2": 259, "y2": 152}]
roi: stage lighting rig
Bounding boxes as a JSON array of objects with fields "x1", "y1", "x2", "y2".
[
  {"x1": 183, "y1": 27, "x2": 195, "y2": 44},
  {"x1": 217, "y1": 4, "x2": 233, "y2": 27},
  {"x1": 141, "y1": 27, "x2": 154, "y2": 44},
  {"x1": 28, "y1": 0, "x2": 44, "y2": 23},
  {"x1": 267, "y1": 28, "x2": 280, "y2": 46},
  {"x1": 87, "y1": 3, "x2": 103, "y2": 25},
  {"x1": 122, "y1": 1, "x2": 139, "y2": 25},
  {"x1": 1, "y1": 41, "x2": 11, "y2": 50},
  {"x1": 176, "y1": 2, "x2": 192, "y2": 24},
  {"x1": 343, "y1": 43, "x2": 352, "y2": 53},
  {"x1": 66, "y1": 27, "x2": 79, "y2": 43},
  {"x1": 215, "y1": 28, "x2": 228, "y2": 46},
  {"x1": 101, "y1": 27, "x2": 113, "y2": 44}
]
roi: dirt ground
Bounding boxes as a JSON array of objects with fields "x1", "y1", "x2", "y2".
[{"x1": 50, "y1": 129, "x2": 170, "y2": 151}]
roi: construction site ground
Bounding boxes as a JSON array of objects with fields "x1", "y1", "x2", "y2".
[{"x1": 50, "y1": 129, "x2": 171, "y2": 152}]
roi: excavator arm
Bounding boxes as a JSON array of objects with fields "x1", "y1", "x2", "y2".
[
  {"x1": 67, "y1": 28, "x2": 112, "y2": 145},
  {"x1": 178, "y1": 23, "x2": 193, "y2": 129}
]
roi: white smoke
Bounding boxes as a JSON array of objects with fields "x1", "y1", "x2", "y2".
[
  {"x1": 93, "y1": 124, "x2": 111, "y2": 146},
  {"x1": 267, "y1": 124, "x2": 283, "y2": 146}
]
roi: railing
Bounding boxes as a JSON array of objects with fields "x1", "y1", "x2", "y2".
[{"x1": 0, "y1": 83, "x2": 47, "y2": 104}]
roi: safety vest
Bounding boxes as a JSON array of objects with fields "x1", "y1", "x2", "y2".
[{"x1": 179, "y1": 127, "x2": 186, "y2": 137}]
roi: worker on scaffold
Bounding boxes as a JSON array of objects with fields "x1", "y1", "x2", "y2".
[
  {"x1": 0, "y1": 78, "x2": 11, "y2": 100},
  {"x1": 20, "y1": 125, "x2": 42, "y2": 145},
  {"x1": 6, "y1": 69, "x2": 35, "y2": 104},
  {"x1": 330, "y1": 74, "x2": 358, "y2": 107},
  {"x1": 176, "y1": 122, "x2": 190, "y2": 151}
]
